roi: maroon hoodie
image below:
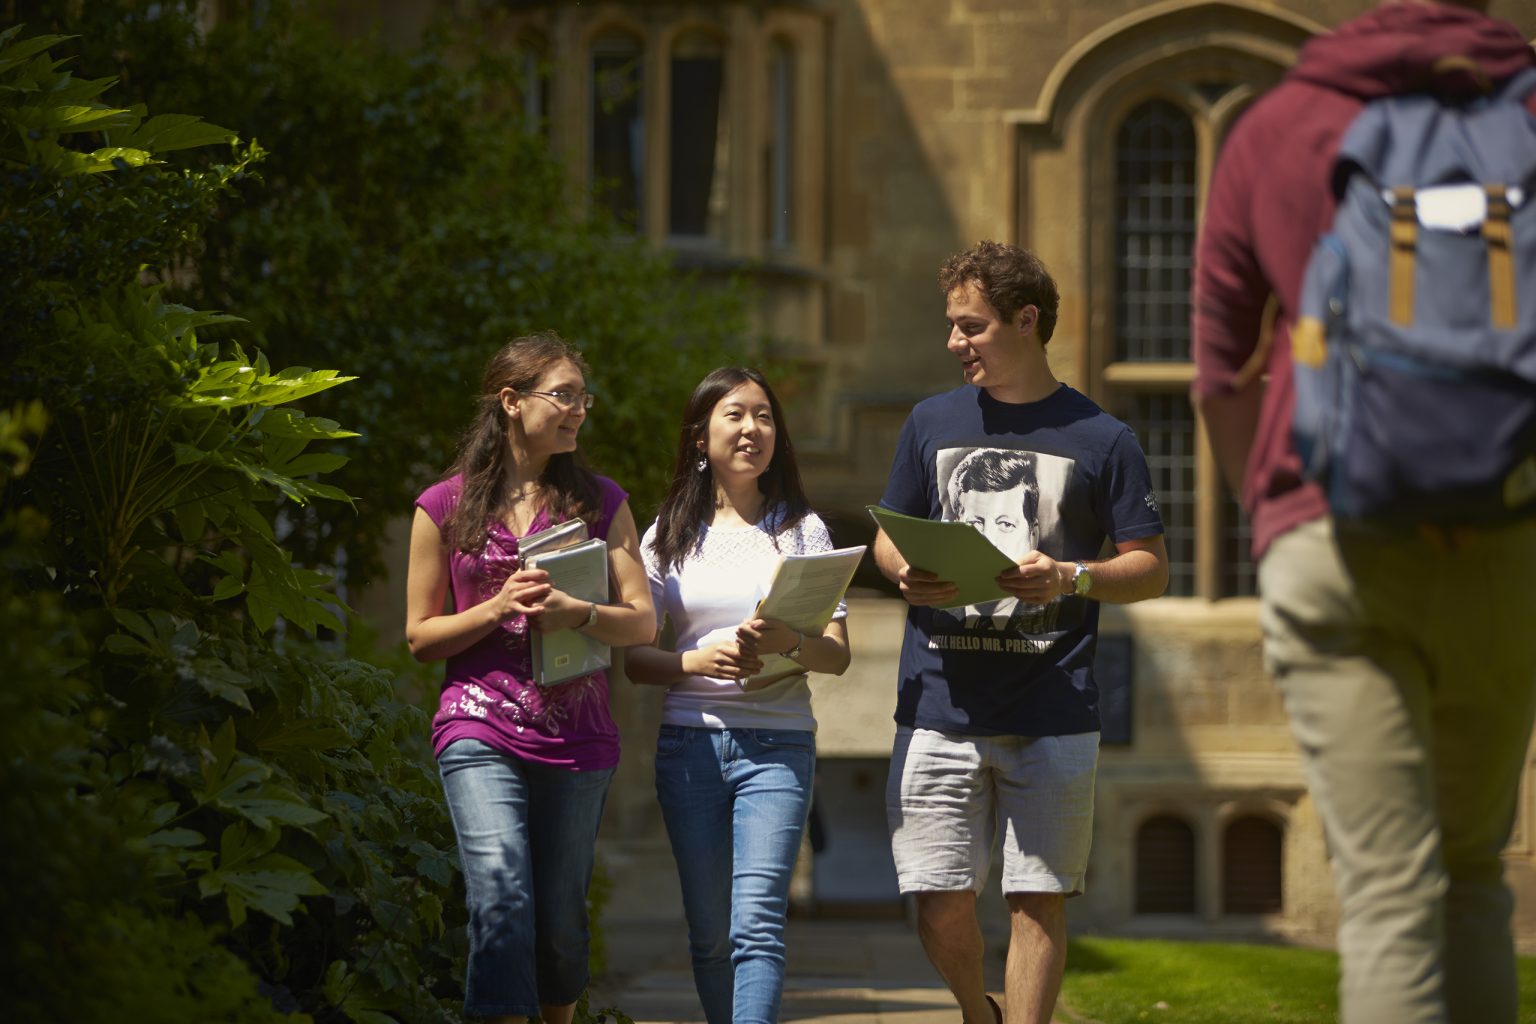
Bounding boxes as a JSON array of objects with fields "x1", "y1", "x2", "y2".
[{"x1": 1191, "y1": 2, "x2": 1536, "y2": 560}]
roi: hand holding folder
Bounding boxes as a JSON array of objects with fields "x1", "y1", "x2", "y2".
[{"x1": 866, "y1": 505, "x2": 1014, "y2": 609}]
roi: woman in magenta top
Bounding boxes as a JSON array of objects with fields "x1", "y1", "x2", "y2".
[{"x1": 405, "y1": 333, "x2": 653, "y2": 1024}]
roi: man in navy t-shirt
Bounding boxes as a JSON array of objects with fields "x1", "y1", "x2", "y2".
[{"x1": 874, "y1": 241, "x2": 1167, "y2": 1024}]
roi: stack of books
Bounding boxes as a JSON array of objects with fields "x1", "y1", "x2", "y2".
[{"x1": 520, "y1": 519, "x2": 610, "y2": 686}]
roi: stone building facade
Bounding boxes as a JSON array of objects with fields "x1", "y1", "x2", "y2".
[{"x1": 357, "y1": 0, "x2": 1536, "y2": 949}]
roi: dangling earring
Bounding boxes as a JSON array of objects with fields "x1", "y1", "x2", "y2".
[{"x1": 696, "y1": 456, "x2": 708, "y2": 473}]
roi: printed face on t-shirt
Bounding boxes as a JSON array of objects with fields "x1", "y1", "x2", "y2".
[
  {"x1": 955, "y1": 484, "x2": 1038, "y2": 562},
  {"x1": 937, "y1": 445, "x2": 1064, "y2": 640}
]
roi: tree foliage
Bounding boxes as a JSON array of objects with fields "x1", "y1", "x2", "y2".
[
  {"x1": 0, "y1": 25, "x2": 472, "y2": 1022},
  {"x1": 16, "y1": 0, "x2": 752, "y2": 584}
]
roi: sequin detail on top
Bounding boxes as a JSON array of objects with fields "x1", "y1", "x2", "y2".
[
  {"x1": 431, "y1": 517, "x2": 604, "y2": 737},
  {"x1": 416, "y1": 471, "x2": 628, "y2": 769}
]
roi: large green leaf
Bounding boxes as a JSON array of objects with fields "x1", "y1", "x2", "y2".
[
  {"x1": 0, "y1": 28, "x2": 69, "y2": 76},
  {"x1": 122, "y1": 113, "x2": 237, "y2": 153},
  {"x1": 240, "y1": 711, "x2": 350, "y2": 754},
  {"x1": 322, "y1": 960, "x2": 405, "y2": 1024},
  {"x1": 198, "y1": 822, "x2": 327, "y2": 927},
  {"x1": 258, "y1": 409, "x2": 360, "y2": 441},
  {"x1": 188, "y1": 656, "x2": 254, "y2": 712},
  {"x1": 45, "y1": 102, "x2": 134, "y2": 131}
]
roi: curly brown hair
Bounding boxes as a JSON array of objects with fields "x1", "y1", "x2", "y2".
[{"x1": 937, "y1": 240, "x2": 1059, "y2": 344}]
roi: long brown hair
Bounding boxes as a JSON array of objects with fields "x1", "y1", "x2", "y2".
[
  {"x1": 442, "y1": 332, "x2": 601, "y2": 552},
  {"x1": 650, "y1": 367, "x2": 811, "y2": 574}
]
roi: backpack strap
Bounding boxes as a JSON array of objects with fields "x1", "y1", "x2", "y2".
[
  {"x1": 1389, "y1": 187, "x2": 1418, "y2": 326},
  {"x1": 1495, "y1": 66, "x2": 1536, "y2": 105},
  {"x1": 1483, "y1": 68, "x2": 1533, "y2": 332},
  {"x1": 1485, "y1": 184, "x2": 1516, "y2": 329}
]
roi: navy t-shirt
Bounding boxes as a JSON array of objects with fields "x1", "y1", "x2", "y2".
[{"x1": 878, "y1": 384, "x2": 1163, "y2": 737}]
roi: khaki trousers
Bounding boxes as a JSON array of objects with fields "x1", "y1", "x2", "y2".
[{"x1": 1260, "y1": 516, "x2": 1536, "y2": 1024}]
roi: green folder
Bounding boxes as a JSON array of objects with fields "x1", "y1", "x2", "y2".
[{"x1": 866, "y1": 505, "x2": 1014, "y2": 609}]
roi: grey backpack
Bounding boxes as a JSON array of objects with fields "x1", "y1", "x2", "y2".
[{"x1": 1291, "y1": 67, "x2": 1536, "y2": 525}]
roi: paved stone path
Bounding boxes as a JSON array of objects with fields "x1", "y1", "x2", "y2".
[{"x1": 594, "y1": 916, "x2": 1073, "y2": 1024}]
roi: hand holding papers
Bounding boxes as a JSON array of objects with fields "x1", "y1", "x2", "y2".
[
  {"x1": 739, "y1": 545, "x2": 866, "y2": 685},
  {"x1": 522, "y1": 521, "x2": 611, "y2": 686},
  {"x1": 866, "y1": 505, "x2": 1014, "y2": 609}
]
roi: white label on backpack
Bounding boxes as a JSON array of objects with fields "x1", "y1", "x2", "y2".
[{"x1": 1384, "y1": 184, "x2": 1527, "y2": 234}]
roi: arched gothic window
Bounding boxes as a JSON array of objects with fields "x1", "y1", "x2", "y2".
[
  {"x1": 591, "y1": 31, "x2": 645, "y2": 228},
  {"x1": 669, "y1": 30, "x2": 729, "y2": 240},
  {"x1": 1103, "y1": 92, "x2": 1257, "y2": 598},
  {"x1": 1136, "y1": 814, "x2": 1197, "y2": 914},
  {"x1": 1222, "y1": 815, "x2": 1283, "y2": 914},
  {"x1": 763, "y1": 37, "x2": 796, "y2": 249},
  {"x1": 1115, "y1": 100, "x2": 1197, "y2": 364},
  {"x1": 516, "y1": 32, "x2": 550, "y2": 134}
]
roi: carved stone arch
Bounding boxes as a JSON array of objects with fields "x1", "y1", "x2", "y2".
[
  {"x1": 659, "y1": 18, "x2": 729, "y2": 55},
  {"x1": 1214, "y1": 797, "x2": 1290, "y2": 832},
  {"x1": 580, "y1": 16, "x2": 647, "y2": 53},
  {"x1": 1009, "y1": 0, "x2": 1319, "y2": 286},
  {"x1": 1001, "y1": 2, "x2": 1323, "y2": 599},
  {"x1": 1016, "y1": 0, "x2": 1323, "y2": 138},
  {"x1": 1129, "y1": 801, "x2": 1199, "y2": 836},
  {"x1": 1075, "y1": 39, "x2": 1290, "y2": 388}
]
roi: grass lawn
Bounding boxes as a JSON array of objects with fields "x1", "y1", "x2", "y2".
[{"x1": 1057, "y1": 937, "x2": 1536, "y2": 1023}]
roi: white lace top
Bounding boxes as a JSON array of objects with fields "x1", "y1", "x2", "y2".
[{"x1": 640, "y1": 508, "x2": 846, "y2": 731}]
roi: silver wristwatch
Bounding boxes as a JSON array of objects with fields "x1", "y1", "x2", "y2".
[
  {"x1": 1069, "y1": 561, "x2": 1093, "y2": 597},
  {"x1": 580, "y1": 601, "x2": 599, "y2": 629}
]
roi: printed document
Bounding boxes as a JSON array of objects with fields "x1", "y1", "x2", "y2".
[{"x1": 741, "y1": 544, "x2": 866, "y2": 686}]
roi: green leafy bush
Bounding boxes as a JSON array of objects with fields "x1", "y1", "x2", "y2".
[
  {"x1": 16, "y1": 0, "x2": 752, "y2": 584},
  {"x1": 0, "y1": 25, "x2": 469, "y2": 1023}
]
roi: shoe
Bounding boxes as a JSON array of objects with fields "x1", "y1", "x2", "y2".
[{"x1": 964, "y1": 993, "x2": 1002, "y2": 1024}]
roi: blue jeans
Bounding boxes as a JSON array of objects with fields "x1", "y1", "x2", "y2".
[
  {"x1": 654, "y1": 724, "x2": 815, "y2": 1024},
  {"x1": 438, "y1": 739, "x2": 614, "y2": 1018}
]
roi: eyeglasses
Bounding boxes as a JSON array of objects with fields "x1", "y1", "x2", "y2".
[{"x1": 521, "y1": 390, "x2": 595, "y2": 411}]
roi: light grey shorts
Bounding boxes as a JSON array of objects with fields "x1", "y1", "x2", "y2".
[{"x1": 885, "y1": 725, "x2": 1099, "y2": 896}]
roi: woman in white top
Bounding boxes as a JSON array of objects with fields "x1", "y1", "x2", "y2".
[{"x1": 628, "y1": 367, "x2": 852, "y2": 1024}]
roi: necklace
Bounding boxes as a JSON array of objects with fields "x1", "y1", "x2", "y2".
[
  {"x1": 501, "y1": 480, "x2": 545, "y2": 520},
  {"x1": 504, "y1": 479, "x2": 542, "y2": 502}
]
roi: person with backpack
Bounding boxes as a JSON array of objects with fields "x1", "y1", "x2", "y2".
[{"x1": 1192, "y1": 2, "x2": 1536, "y2": 1021}]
